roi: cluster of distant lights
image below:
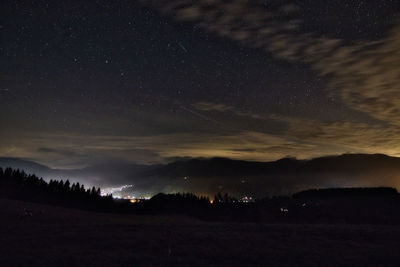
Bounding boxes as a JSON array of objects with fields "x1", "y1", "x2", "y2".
[
  {"x1": 212, "y1": 196, "x2": 255, "y2": 204},
  {"x1": 100, "y1": 185, "x2": 153, "y2": 201},
  {"x1": 100, "y1": 181, "x2": 294, "y2": 210},
  {"x1": 240, "y1": 196, "x2": 253, "y2": 203},
  {"x1": 100, "y1": 181, "x2": 256, "y2": 204},
  {"x1": 109, "y1": 194, "x2": 151, "y2": 202},
  {"x1": 100, "y1": 184, "x2": 133, "y2": 197}
]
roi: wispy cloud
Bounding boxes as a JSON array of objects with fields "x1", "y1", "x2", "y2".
[
  {"x1": 193, "y1": 101, "x2": 269, "y2": 120},
  {"x1": 0, "y1": 130, "x2": 339, "y2": 168},
  {"x1": 191, "y1": 101, "x2": 400, "y2": 159},
  {"x1": 2, "y1": 1, "x2": 399, "y2": 168},
  {"x1": 37, "y1": 147, "x2": 79, "y2": 157},
  {"x1": 3, "y1": 115, "x2": 400, "y2": 169},
  {"x1": 145, "y1": 0, "x2": 400, "y2": 126},
  {"x1": 192, "y1": 102, "x2": 234, "y2": 112},
  {"x1": 270, "y1": 115, "x2": 400, "y2": 156}
]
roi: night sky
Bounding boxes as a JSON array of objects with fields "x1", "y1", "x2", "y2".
[{"x1": 1, "y1": 0, "x2": 400, "y2": 170}]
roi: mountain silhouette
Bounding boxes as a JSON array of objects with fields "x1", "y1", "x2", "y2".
[{"x1": 1, "y1": 154, "x2": 400, "y2": 197}]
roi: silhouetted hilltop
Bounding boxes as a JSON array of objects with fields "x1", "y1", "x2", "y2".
[
  {"x1": 3, "y1": 166, "x2": 400, "y2": 224},
  {"x1": 2, "y1": 154, "x2": 399, "y2": 178},
  {"x1": 2, "y1": 153, "x2": 400, "y2": 196},
  {"x1": 293, "y1": 187, "x2": 399, "y2": 199},
  {"x1": 154, "y1": 154, "x2": 400, "y2": 177},
  {"x1": 0, "y1": 157, "x2": 53, "y2": 174},
  {"x1": 153, "y1": 157, "x2": 269, "y2": 176},
  {"x1": 301, "y1": 154, "x2": 400, "y2": 173}
]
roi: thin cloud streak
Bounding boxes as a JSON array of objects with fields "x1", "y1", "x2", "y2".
[{"x1": 144, "y1": 0, "x2": 400, "y2": 125}]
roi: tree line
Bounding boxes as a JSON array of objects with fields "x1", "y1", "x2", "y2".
[
  {"x1": 0, "y1": 167, "x2": 114, "y2": 211},
  {"x1": 3, "y1": 167, "x2": 400, "y2": 224}
]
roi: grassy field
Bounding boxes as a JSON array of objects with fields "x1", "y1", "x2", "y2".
[{"x1": 1, "y1": 199, "x2": 400, "y2": 266}]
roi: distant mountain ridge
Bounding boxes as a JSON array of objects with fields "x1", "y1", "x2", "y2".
[
  {"x1": 0, "y1": 157, "x2": 53, "y2": 172},
  {"x1": 152, "y1": 153, "x2": 400, "y2": 176},
  {"x1": 1, "y1": 154, "x2": 400, "y2": 197},
  {"x1": 2, "y1": 153, "x2": 398, "y2": 176}
]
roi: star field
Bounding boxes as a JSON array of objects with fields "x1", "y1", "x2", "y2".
[{"x1": 1, "y1": 0, "x2": 399, "y2": 168}]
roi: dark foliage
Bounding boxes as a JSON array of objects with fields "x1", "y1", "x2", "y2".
[
  {"x1": 0, "y1": 167, "x2": 114, "y2": 211},
  {"x1": 3, "y1": 167, "x2": 400, "y2": 224}
]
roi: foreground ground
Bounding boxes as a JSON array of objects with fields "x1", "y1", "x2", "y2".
[{"x1": 1, "y1": 199, "x2": 400, "y2": 266}]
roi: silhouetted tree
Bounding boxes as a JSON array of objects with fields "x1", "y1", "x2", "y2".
[{"x1": 0, "y1": 167, "x2": 114, "y2": 211}]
